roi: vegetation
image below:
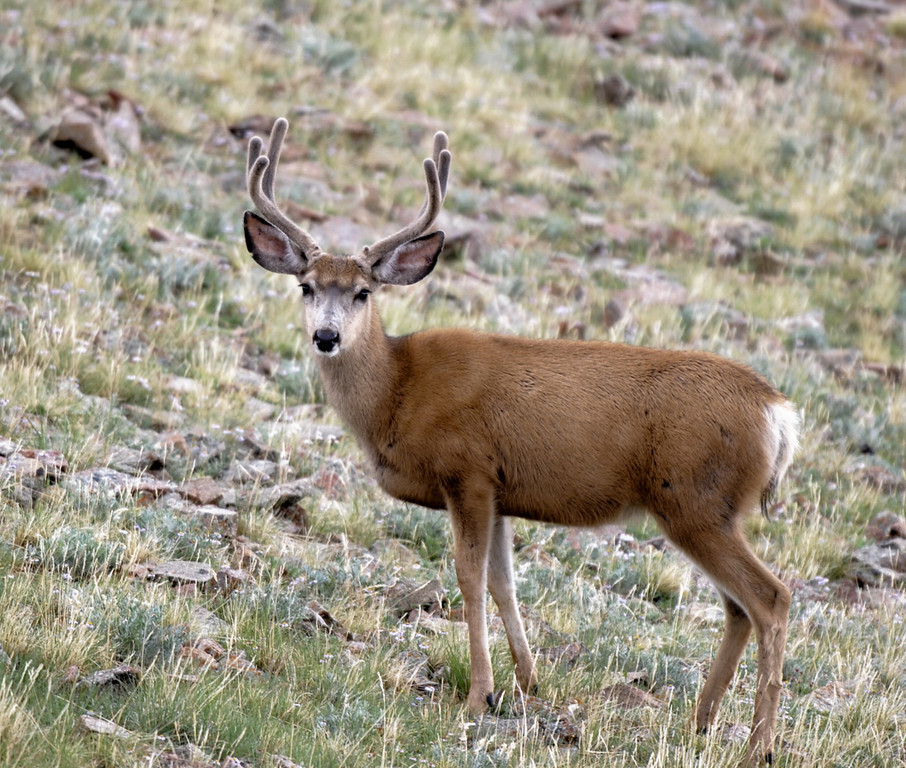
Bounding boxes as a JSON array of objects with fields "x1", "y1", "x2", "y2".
[{"x1": 0, "y1": 1, "x2": 904, "y2": 766}]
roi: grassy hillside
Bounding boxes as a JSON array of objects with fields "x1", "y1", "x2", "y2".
[{"x1": 1, "y1": 1, "x2": 905, "y2": 766}]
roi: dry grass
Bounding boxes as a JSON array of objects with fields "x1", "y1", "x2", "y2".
[{"x1": 1, "y1": 0, "x2": 905, "y2": 766}]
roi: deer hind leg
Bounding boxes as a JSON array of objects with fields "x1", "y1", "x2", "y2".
[
  {"x1": 670, "y1": 524, "x2": 790, "y2": 765},
  {"x1": 486, "y1": 515, "x2": 537, "y2": 695},
  {"x1": 694, "y1": 591, "x2": 752, "y2": 732},
  {"x1": 446, "y1": 478, "x2": 497, "y2": 713}
]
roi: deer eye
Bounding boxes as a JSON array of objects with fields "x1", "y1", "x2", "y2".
[
  {"x1": 299, "y1": 283, "x2": 312, "y2": 296},
  {"x1": 354, "y1": 289, "x2": 371, "y2": 303}
]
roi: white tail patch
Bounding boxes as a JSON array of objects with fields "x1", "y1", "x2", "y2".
[{"x1": 761, "y1": 401, "x2": 800, "y2": 513}]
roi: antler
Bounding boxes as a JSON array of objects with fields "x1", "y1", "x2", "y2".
[
  {"x1": 247, "y1": 118, "x2": 322, "y2": 258},
  {"x1": 361, "y1": 131, "x2": 451, "y2": 266}
]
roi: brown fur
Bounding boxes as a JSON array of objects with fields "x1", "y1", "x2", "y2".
[{"x1": 243, "y1": 121, "x2": 799, "y2": 766}]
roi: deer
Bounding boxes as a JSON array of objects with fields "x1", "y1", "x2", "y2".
[{"x1": 242, "y1": 118, "x2": 799, "y2": 766}]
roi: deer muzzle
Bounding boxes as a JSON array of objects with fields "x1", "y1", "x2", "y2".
[{"x1": 313, "y1": 328, "x2": 340, "y2": 355}]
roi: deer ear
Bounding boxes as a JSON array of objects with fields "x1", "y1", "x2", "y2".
[
  {"x1": 243, "y1": 210, "x2": 309, "y2": 274},
  {"x1": 371, "y1": 230, "x2": 444, "y2": 286}
]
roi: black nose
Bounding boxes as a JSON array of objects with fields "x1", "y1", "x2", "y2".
[{"x1": 313, "y1": 328, "x2": 340, "y2": 353}]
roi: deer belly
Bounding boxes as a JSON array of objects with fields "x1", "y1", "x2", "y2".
[{"x1": 372, "y1": 461, "x2": 447, "y2": 510}]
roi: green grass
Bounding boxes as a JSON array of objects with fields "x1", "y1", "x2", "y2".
[{"x1": 1, "y1": 0, "x2": 905, "y2": 766}]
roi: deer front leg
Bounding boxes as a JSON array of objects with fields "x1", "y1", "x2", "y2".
[
  {"x1": 446, "y1": 478, "x2": 496, "y2": 714},
  {"x1": 487, "y1": 515, "x2": 537, "y2": 695}
]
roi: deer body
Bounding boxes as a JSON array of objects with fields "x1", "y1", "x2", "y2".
[
  {"x1": 242, "y1": 120, "x2": 799, "y2": 766},
  {"x1": 323, "y1": 328, "x2": 788, "y2": 528}
]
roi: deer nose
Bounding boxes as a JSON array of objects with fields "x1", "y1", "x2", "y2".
[{"x1": 313, "y1": 328, "x2": 340, "y2": 353}]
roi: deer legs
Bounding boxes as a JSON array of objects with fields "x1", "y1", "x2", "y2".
[
  {"x1": 447, "y1": 480, "x2": 495, "y2": 713},
  {"x1": 487, "y1": 515, "x2": 537, "y2": 695},
  {"x1": 674, "y1": 524, "x2": 791, "y2": 766},
  {"x1": 447, "y1": 481, "x2": 536, "y2": 713}
]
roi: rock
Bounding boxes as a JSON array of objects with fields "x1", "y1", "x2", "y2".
[
  {"x1": 855, "y1": 465, "x2": 906, "y2": 495},
  {"x1": 271, "y1": 757, "x2": 303, "y2": 768},
  {"x1": 78, "y1": 714, "x2": 134, "y2": 739},
  {"x1": 387, "y1": 650, "x2": 439, "y2": 695},
  {"x1": 409, "y1": 611, "x2": 468, "y2": 636},
  {"x1": 707, "y1": 216, "x2": 774, "y2": 266},
  {"x1": 122, "y1": 403, "x2": 185, "y2": 431},
  {"x1": 165, "y1": 375, "x2": 204, "y2": 395},
  {"x1": 536, "y1": 642, "x2": 589, "y2": 667},
  {"x1": 0, "y1": 95, "x2": 27, "y2": 123},
  {"x1": 817, "y1": 348, "x2": 863, "y2": 377},
  {"x1": 469, "y1": 695, "x2": 584, "y2": 747},
  {"x1": 188, "y1": 606, "x2": 230, "y2": 636},
  {"x1": 719, "y1": 722, "x2": 752, "y2": 745},
  {"x1": 600, "y1": 682, "x2": 664, "y2": 710},
  {"x1": 240, "y1": 478, "x2": 313, "y2": 512},
  {"x1": 594, "y1": 74, "x2": 635, "y2": 107},
  {"x1": 849, "y1": 539, "x2": 906, "y2": 587},
  {"x1": 215, "y1": 567, "x2": 251, "y2": 595},
  {"x1": 194, "y1": 505, "x2": 239, "y2": 538},
  {"x1": 805, "y1": 681, "x2": 856, "y2": 714},
  {"x1": 51, "y1": 109, "x2": 112, "y2": 164},
  {"x1": 244, "y1": 397, "x2": 277, "y2": 421},
  {"x1": 600, "y1": 1, "x2": 640, "y2": 38},
  {"x1": 223, "y1": 459, "x2": 286, "y2": 485},
  {"x1": 305, "y1": 600, "x2": 355, "y2": 641},
  {"x1": 178, "y1": 477, "x2": 225, "y2": 506},
  {"x1": 602, "y1": 298, "x2": 626, "y2": 329},
  {"x1": 75, "y1": 664, "x2": 140, "y2": 688},
  {"x1": 866, "y1": 511, "x2": 906, "y2": 542},
  {"x1": 385, "y1": 578, "x2": 446, "y2": 617},
  {"x1": 104, "y1": 446, "x2": 165, "y2": 476},
  {"x1": 154, "y1": 743, "x2": 216, "y2": 768},
  {"x1": 150, "y1": 560, "x2": 216, "y2": 585},
  {"x1": 64, "y1": 467, "x2": 175, "y2": 498},
  {"x1": 270, "y1": 417, "x2": 346, "y2": 443}
]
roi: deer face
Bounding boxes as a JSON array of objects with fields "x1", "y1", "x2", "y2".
[
  {"x1": 298, "y1": 256, "x2": 374, "y2": 357},
  {"x1": 244, "y1": 211, "x2": 444, "y2": 357},
  {"x1": 243, "y1": 120, "x2": 449, "y2": 357}
]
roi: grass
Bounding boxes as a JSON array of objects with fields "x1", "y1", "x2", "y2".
[{"x1": 1, "y1": 0, "x2": 905, "y2": 766}]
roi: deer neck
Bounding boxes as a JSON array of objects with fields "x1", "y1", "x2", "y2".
[{"x1": 315, "y1": 311, "x2": 400, "y2": 449}]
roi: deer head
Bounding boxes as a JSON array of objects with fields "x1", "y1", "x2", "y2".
[{"x1": 243, "y1": 118, "x2": 451, "y2": 356}]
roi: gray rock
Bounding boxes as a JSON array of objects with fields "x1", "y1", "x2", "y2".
[
  {"x1": 385, "y1": 577, "x2": 446, "y2": 617},
  {"x1": 78, "y1": 714, "x2": 134, "y2": 739},
  {"x1": 151, "y1": 560, "x2": 216, "y2": 585},
  {"x1": 849, "y1": 539, "x2": 906, "y2": 587}
]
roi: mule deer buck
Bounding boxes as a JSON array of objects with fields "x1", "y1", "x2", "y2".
[{"x1": 243, "y1": 118, "x2": 799, "y2": 765}]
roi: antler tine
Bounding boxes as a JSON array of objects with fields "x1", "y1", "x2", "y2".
[
  {"x1": 363, "y1": 131, "x2": 451, "y2": 265},
  {"x1": 246, "y1": 118, "x2": 322, "y2": 258},
  {"x1": 433, "y1": 131, "x2": 451, "y2": 199}
]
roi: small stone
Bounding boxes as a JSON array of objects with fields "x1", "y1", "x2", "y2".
[
  {"x1": 151, "y1": 560, "x2": 216, "y2": 585},
  {"x1": 866, "y1": 511, "x2": 906, "y2": 542},
  {"x1": 188, "y1": 606, "x2": 230, "y2": 636},
  {"x1": 215, "y1": 567, "x2": 250, "y2": 595},
  {"x1": 537, "y1": 642, "x2": 589, "y2": 668},
  {"x1": 165, "y1": 375, "x2": 204, "y2": 395},
  {"x1": 105, "y1": 446, "x2": 165, "y2": 475},
  {"x1": 600, "y1": 682, "x2": 664, "y2": 710},
  {"x1": 385, "y1": 578, "x2": 446, "y2": 617},
  {"x1": 600, "y1": 2, "x2": 640, "y2": 38},
  {"x1": 78, "y1": 714, "x2": 134, "y2": 739},
  {"x1": 849, "y1": 539, "x2": 906, "y2": 587},
  {"x1": 76, "y1": 664, "x2": 141, "y2": 688},
  {"x1": 178, "y1": 477, "x2": 225, "y2": 506},
  {"x1": 223, "y1": 459, "x2": 281, "y2": 485},
  {"x1": 194, "y1": 505, "x2": 239, "y2": 538}
]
